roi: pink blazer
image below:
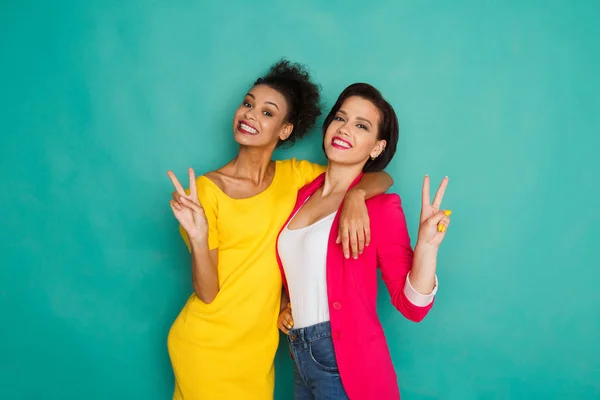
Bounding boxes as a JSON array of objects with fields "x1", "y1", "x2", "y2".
[{"x1": 276, "y1": 173, "x2": 435, "y2": 400}]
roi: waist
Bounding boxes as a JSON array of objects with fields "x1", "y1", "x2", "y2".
[{"x1": 287, "y1": 321, "x2": 332, "y2": 344}]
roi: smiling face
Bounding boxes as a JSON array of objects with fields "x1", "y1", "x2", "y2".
[
  {"x1": 232, "y1": 84, "x2": 293, "y2": 148},
  {"x1": 323, "y1": 96, "x2": 387, "y2": 169}
]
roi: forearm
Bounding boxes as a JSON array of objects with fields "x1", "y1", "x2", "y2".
[
  {"x1": 351, "y1": 171, "x2": 393, "y2": 200},
  {"x1": 189, "y1": 237, "x2": 219, "y2": 304},
  {"x1": 280, "y1": 289, "x2": 290, "y2": 312},
  {"x1": 408, "y1": 243, "x2": 438, "y2": 294}
]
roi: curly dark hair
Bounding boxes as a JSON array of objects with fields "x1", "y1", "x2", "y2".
[{"x1": 254, "y1": 59, "x2": 322, "y2": 147}]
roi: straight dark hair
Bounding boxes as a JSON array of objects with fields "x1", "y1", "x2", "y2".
[{"x1": 322, "y1": 83, "x2": 399, "y2": 172}]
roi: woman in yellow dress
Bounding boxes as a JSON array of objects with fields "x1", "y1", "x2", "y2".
[{"x1": 166, "y1": 60, "x2": 393, "y2": 399}]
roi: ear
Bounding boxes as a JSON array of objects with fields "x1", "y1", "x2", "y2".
[
  {"x1": 279, "y1": 123, "x2": 294, "y2": 141},
  {"x1": 370, "y1": 140, "x2": 387, "y2": 159}
]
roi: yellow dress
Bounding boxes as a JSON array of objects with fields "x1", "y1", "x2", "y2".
[{"x1": 167, "y1": 158, "x2": 326, "y2": 400}]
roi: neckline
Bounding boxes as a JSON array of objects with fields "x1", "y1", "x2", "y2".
[
  {"x1": 285, "y1": 211, "x2": 336, "y2": 233},
  {"x1": 199, "y1": 160, "x2": 281, "y2": 202},
  {"x1": 285, "y1": 196, "x2": 337, "y2": 232}
]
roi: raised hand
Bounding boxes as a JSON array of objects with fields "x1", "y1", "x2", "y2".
[
  {"x1": 167, "y1": 168, "x2": 208, "y2": 241},
  {"x1": 417, "y1": 175, "x2": 452, "y2": 248}
]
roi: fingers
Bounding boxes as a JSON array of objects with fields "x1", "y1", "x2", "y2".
[
  {"x1": 172, "y1": 190, "x2": 184, "y2": 203},
  {"x1": 278, "y1": 308, "x2": 294, "y2": 334},
  {"x1": 188, "y1": 168, "x2": 198, "y2": 201},
  {"x1": 278, "y1": 319, "x2": 289, "y2": 335},
  {"x1": 437, "y1": 216, "x2": 451, "y2": 233},
  {"x1": 282, "y1": 313, "x2": 294, "y2": 330},
  {"x1": 169, "y1": 200, "x2": 182, "y2": 212},
  {"x1": 170, "y1": 199, "x2": 198, "y2": 214},
  {"x1": 351, "y1": 228, "x2": 361, "y2": 259},
  {"x1": 340, "y1": 228, "x2": 350, "y2": 259},
  {"x1": 341, "y1": 222, "x2": 369, "y2": 258},
  {"x1": 437, "y1": 211, "x2": 452, "y2": 232},
  {"x1": 180, "y1": 197, "x2": 204, "y2": 213},
  {"x1": 167, "y1": 171, "x2": 186, "y2": 195},
  {"x1": 422, "y1": 174, "x2": 431, "y2": 208},
  {"x1": 432, "y1": 176, "x2": 449, "y2": 210},
  {"x1": 171, "y1": 191, "x2": 192, "y2": 210},
  {"x1": 427, "y1": 210, "x2": 451, "y2": 227}
]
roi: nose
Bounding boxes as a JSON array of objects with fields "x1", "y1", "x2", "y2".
[
  {"x1": 337, "y1": 122, "x2": 350, "y2": 137},
  {"x1": 245, "y1": 107, "x2": 257, "y2": 121}
]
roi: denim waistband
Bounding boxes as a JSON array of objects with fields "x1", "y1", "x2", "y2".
[{"x1": 287, "y1": 321, "x2": 332, "y2": 344}]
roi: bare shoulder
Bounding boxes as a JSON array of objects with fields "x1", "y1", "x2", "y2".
[
  {"x1": 202, "y1": 169, "x2": 229, "y2": 193},
  {"x1": 201, "y1": 161, "x2": 277, "y2": 199}
]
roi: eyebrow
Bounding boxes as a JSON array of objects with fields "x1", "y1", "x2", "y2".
[
  {"x1": 265, "y1": 101, "x2": 279, "y2": 110},
  {"x1": 338, "y1": 109, "x2": 373, "y2": 127},
  {"x1": 245, "y1": 93, "x2": 280, "y2": 110},
  {"x1": 356, "y1": 116, "x2": 373, "y2": 127}
]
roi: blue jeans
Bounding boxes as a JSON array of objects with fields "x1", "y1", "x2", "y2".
[{"x1": 287, "y1": 321, "x2": 349, "y2": 400}]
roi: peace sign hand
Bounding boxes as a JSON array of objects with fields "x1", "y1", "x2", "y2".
[
  {"x1": 417, "y1": 175, "x2": 452, "y2": 248},
  {"x1": 167, "y1": 168, "x2": 208, "y2": 241}
]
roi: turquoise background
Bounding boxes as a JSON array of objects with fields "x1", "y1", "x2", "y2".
[{"x1": 1, "y1": 1, "x2": 599, "y2": 399}]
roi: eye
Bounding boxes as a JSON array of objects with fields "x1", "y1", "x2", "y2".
[
  {"x1": 357, "y1": 124, "x2": 368, "y2": 130},
  {"x1": 263, "y1": 111, "x2": 272, "y2": 117},
  {"x1": 243, "y1": 102, "x2": 252, "y2": 108},
  {"x1": 334, "y1": 116, "x2": 345, "y2": 122}
]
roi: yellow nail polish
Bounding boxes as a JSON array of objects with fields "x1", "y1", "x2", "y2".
[
  {"x1": 440, "y1": 225, "x2": 447, "y2": 232},
  {"x1": 437, "y1": 224, "x2": 444, "y2": 232},
  {"x1": 444, "y1": 210, "x2": 452, "y2": 216}
]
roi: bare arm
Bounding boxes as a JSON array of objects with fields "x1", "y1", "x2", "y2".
[
  {"x1": 280, "y1": 289, "x2": 290, "y2": 312},
  {"x1": 349, "y1": 171, "x2": 394, "y2": 200},
  {"x1": 168, "y1": 168, "x2": 220, "y2": 304},
  {"x1": 338, "y1": 171, "x2": 394, "y2": 259},
  {"x1": 189, "y1": 237, "x2": 219, "y2": 303},
  {"x1": 409, "y1": 175, "x2": 451, "y2": 294}
]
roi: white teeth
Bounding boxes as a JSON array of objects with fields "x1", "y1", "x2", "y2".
[
  {"x1": 241, "y1": 123, "x2": 258, "y2": 134},
  {"x1": 333, "y1": 138, "x2": 351, "y2": 148}
]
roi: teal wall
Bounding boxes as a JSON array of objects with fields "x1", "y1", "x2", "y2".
[{"x1": 1, "y1": 1, "x2": 599, "y2": 399}]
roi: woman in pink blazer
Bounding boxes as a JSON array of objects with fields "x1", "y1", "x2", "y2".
[{"x1": 275, "y1": 83, "x2": 451, "y2": 399}]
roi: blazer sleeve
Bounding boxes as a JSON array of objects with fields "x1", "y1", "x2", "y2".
[{"x1": 376, "y1": 194, "x2": 434, "y2": 322}]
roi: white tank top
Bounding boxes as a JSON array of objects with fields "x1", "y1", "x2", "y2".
[{"x1": 277, "y1": 210, "x2": 336, "y2": 329}]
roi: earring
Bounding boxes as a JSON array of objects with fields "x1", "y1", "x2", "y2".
[{"x1": 371, "y1": 155, "x2": 377, "y2": 161}]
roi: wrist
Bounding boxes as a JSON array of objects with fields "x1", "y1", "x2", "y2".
[
  {"x1": 414, "y1": 241, "x2": 439, "y2": 258},
  {"x1": 347, "y1": 187, "x2": 366, "y2": 199},
  {"x1": 189, "y1": 234, "x2": 209, "y2": 250}
]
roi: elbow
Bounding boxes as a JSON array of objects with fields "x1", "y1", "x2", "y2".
[
  {"x1": 195, "y1": 292, "x2": 217, "y2": 304},
  {"x1": 406, "y1": 312, "x2": 427, "y2": 323},
  {"x1": 193, "y1": 286, "x2": 218, "y2": 304},
  {"x1": 393, "y1": 295, "x2": 433, "y2": 323},
  {"x1": 399, "y1": 308, "x2": 431, "y2": 323}
]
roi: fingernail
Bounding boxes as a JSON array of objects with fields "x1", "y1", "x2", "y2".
[
  {"x1": 438, "y1": 224, "x2": 445, "y2": 232},
  {"x1": 444, "y1": 210, "x2": 452, "y2": 216},
  {"x1": 353, "y1": 255, "x2": 358, "y2": 259},
  {"x1": 440, "y1": 225, "x2": 447, "y2": 232}
]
